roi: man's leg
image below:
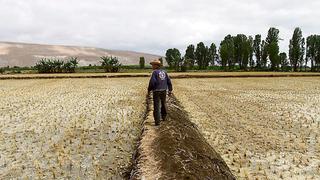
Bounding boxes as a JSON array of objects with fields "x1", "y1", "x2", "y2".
[
  {"x1": 153, "y1": 91, "x2": 161, "y2": 126},
  {"x1": 160, "y1": 91, "x2": 167, "y2": 121}
]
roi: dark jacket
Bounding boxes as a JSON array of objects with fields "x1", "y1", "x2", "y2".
[{"x1": 148, "y1": 69, "x2": 173, "y2": 92}]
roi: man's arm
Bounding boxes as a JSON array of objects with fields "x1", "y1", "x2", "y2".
[
  {"x1": 148, "y1": 71, "x2": 157, "y2": 92},
  {"x1": 166, "y1": 73, "x2": 173, "y2": 92}
]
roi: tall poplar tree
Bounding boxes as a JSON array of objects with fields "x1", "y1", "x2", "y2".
[
  {"x1": 289, "y1": 27, "x2": 305, "y2": 71},
  {"x1": 185, "y1": 44, "x2": 196, "y2": 68},
  {"x1": 266, "y1": 27, "x2": 280, "y2": 70},
  {"x1": 253, "y1": 34, "x2": 262, "y2": 69}
]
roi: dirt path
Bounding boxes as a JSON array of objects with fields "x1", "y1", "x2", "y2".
[{"x1": 130, "y1": 94, "x2": 235, "y2": 179}]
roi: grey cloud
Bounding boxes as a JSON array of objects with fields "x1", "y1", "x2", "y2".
[{"x1": 0, "y1": 0, "x2": 319, "y2": 55}]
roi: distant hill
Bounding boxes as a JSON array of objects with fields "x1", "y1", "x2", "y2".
[{"x1": 0, "y1": 41, "x2": 163, "y2": 67}]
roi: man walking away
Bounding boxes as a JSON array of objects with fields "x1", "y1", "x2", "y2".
[{"x1": 148, "y1": 60, "x2": 173, "y2": 126}]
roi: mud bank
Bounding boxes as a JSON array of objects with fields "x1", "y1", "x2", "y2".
[
  {"x1": 2, "y1": 72, "x2": 320, "y2": 80},
  {"x1": 130, "y1": 95, "x2": 235, "y2": 179}
]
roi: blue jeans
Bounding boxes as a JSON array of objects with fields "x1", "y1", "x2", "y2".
[{"x1": 153, "y1": 91, "x2": 167, "y2": 125}]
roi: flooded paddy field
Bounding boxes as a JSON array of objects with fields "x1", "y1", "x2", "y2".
[{"x1": 0, "y1": 78, "x2": 147, "y2": 179}]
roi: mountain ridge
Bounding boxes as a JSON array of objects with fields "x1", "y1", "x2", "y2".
[{"x1": 0, "y1": 41, "x2": 163, "y2": 67}]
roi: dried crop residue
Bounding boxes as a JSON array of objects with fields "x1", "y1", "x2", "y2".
[
  {"x1": 173, "y1": 77, "x2": 320, "y2": 179},
  {"x1": 131, "y1": 94, "x2": 235, "y2": 179},
  {"x1": 0, "y1": 78, "x2": 148, "y2": 179}
]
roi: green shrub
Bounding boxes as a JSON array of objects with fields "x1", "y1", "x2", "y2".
[
  {"x1": 100, "y1": 56, "x2": 122, "y2": 72},
  {"x1": 35, "y1": 57, "x2": 79, "y2": 73},
  {"x1": 139, "y1": 57, "x2": 145, "y2": 69}
]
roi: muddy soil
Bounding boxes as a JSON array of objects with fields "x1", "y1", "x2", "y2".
[{"x1": 131, "y1": 95, "x2": 235, "y2": 180}]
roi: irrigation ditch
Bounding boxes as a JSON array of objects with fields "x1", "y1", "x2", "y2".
[{"x1": 129, "y1": 94, "x2": 235, "y2": 180}]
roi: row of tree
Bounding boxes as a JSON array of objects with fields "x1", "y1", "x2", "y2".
[
  {"x1": 165, "y1": 43, "x2": 218, "y2": 71},
  {"x1": 165, "y1": 27, "x2": 320, "y2": 72}
]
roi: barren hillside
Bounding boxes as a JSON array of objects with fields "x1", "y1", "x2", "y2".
[{"x1": 0, "y1": 41, "x2": 162, "y2": 67}]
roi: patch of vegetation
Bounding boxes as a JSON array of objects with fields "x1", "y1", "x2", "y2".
[
  {"x1": 100, "y1": 56, "x2": 122, "y2": 72},
  {"x1": 139, "y1": 57, "x2": 145, "y2": 69},
  {"x1": 35, "y1": 57, "x2": 79, "y2": 73},
  {"x1": 0, "y1": 66, "x2": 35, "y2": 74}
]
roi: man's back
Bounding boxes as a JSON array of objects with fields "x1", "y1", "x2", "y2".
[{"x1": 148, "y1": 69, "x2": 172, "y2": 92}]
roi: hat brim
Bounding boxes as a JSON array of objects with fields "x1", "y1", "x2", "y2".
[{"x1": 150, "y1": 62, "x2": 162, "y2": 66}]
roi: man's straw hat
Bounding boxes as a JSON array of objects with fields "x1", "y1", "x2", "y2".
[{"x1": 150, "y1": 60, "x2": 162, "y2": 66}]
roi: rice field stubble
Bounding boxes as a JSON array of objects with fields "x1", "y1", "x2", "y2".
[
  {"x1": 0, "y1": 78, "x2": 147, "y2": 179},
  {"x1": 174, "y1": 77, "x2": 320, "y2": 179}
]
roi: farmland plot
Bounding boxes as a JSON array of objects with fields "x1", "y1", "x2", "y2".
[
  {"x1": 174, "y1": 77, "x2": 320, "y2": 179},
  {"x1": 0, "y1": 78, "x2": 147, "y2": 179}
]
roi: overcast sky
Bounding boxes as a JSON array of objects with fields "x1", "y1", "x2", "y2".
[{"x1": 0, "y1": 0, "x2": 319, "y2": 55}]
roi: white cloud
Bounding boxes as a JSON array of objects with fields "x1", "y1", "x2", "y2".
[{"x1": 0, "y1": 0, "x2": 319, "y2": 55}]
